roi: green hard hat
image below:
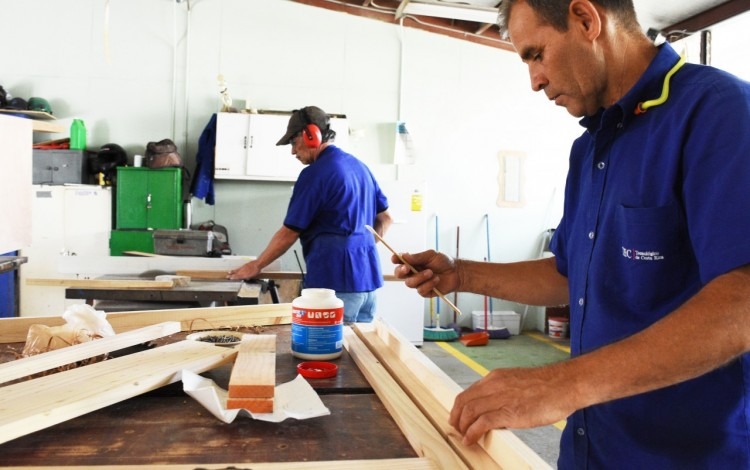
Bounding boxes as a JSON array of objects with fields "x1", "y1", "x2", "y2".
[{"x1": 28, "y1": 97, "x2": 52, "y2": 114}]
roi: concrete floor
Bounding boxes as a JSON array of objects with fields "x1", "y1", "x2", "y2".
[{"x1": 418, "y1": 334, "x2": 569, "y2": 467}]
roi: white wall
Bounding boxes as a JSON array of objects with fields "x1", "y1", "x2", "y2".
[{"x1": 1, "y1": 0, "x2": 583, "y2": 329}]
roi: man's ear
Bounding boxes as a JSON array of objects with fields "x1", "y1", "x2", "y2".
[{"x1": 569, "y1": 0, "x2": 602, "y2": 41}]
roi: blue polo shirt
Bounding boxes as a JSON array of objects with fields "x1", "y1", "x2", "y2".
[
  {"x1": 284, "y1": 145, "x2": 388, "y2": 293},
  {"x1": 551, "y1": 43, "x2": 750, "y2": 468}
]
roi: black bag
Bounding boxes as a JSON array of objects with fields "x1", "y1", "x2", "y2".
[{"x1": 145, "y1": 139, "x2": 183, "y2": 168}]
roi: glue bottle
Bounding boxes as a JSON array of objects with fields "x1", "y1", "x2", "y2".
[{"x1": 291, "y1": 289, "x2": 344, "y2": 360}]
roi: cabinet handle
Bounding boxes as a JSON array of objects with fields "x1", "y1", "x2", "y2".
[
  {"x1": 146, "y1": 193, "x2": 152, "y2": 209},
  {"x1": 243, "y1": 136, "x2": 247, "y2": 149},
  {"x1": 249, "y1": 135, "x2": 253, "y2": 148}
]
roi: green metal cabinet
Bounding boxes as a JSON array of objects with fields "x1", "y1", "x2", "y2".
[{"x1": 116, "y1": 167, "x2": 183, "y2": 230}]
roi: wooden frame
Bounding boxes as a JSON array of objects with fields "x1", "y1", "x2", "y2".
[{"x1": 0, "y1": 308, "x2": 549, "y2": 469}]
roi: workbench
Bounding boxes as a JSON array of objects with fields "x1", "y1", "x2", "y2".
[
  {"x1": 64, "y1": 279, "x2": 261, "y2": 308},
  {"x1": 0, "y1": 305, "x2": 550, "y2": 469},
  {"x1": 0, "y1": 326, "x2": 415, "y2": 466}
]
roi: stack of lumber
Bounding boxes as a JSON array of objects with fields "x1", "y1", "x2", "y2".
[{"x1": 227, "y1": 334, "x2": 277, "y2": 412}]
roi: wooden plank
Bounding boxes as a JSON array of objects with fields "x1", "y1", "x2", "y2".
[
  {"x1": 26, "y1": 278, "x2": 175, "y2": 289},
  {"x1": 177, "y1": 269, "x2": 304, "y2": 280},
  {"x1": 360, "y1": 320, "x2": 552, "y2": 470},
  {"x1": 226, "y1": 396, "x2": 274, "y2": 413},
  {"x1": 0, "y1": 458, "x2": 438, "y2": 470},
  {"x1": 343, "y1": 327, "x2": 469, "y2": 469},
  {"x1": 0, "y1": 340, "x2": 237, "y2": 445},
  {"x1": 0, "y1": 303, "x2": 292, "y2": 344},
  {"x1": 228, "y1": 334, "x2": 276, "y2": 400},
  {"x1": 0, "y1": 321, "x2": 181, "y2": 385}
]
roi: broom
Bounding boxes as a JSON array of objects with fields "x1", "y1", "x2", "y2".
[{"x1": 364, "y1": 225, "x2": 459, "y2": 341}]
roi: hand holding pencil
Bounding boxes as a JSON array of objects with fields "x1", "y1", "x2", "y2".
[{"x1": 365, "y1": 225, "x2": 463, "y2": 318}]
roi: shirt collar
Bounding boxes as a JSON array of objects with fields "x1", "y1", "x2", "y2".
[{"x1": 580, "y1": 42, "x2": 681, "y2": 133}]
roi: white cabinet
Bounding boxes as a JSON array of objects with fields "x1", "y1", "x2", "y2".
[
  {"x1": 215, "y1": 112, "x2": 349, "y2": 182},
  {"x1": 19, "y1": 185, "x2": 112, "y2": 317}
]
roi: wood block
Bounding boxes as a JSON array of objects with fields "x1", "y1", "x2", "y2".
[
  {"x1": 228, "y1": 334, "x2": 276, "y2": 399},
  {"x1": 226, "y1": 396, "x2": 274, "y2": 413}
]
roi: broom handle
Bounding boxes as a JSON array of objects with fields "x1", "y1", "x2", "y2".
[{"x1": 365, "y1": 225, "x2": 463, "y2": 318}]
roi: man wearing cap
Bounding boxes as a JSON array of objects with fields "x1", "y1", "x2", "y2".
[{"x1": 228, "y1": 106, "x2": 392, "y2": 323}]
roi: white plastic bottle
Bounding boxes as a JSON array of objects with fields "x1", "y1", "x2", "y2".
[{"x1": 291, "y1": 288, "x2": 344, "y2": 360}]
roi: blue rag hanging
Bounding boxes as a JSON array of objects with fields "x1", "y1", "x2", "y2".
[{"x1": 190, "y1": 113, "x2": 217, "y2": 205}]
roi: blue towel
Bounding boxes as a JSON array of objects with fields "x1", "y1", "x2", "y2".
[{"x1": 190, "y1": 113, "x2": 217, "y2": 205}]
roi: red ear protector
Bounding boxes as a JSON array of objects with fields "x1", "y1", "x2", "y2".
[{"x1": 299, "y1": 108, "x2": 323, "y2": 148}]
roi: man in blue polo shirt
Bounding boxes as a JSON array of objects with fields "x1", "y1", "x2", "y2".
[
  {"x1": 393, "y1": 0, "x2": 750, "y2": 467},
  {"x1": 229, "y1": 106, "x2": 392, "y2": 323}
]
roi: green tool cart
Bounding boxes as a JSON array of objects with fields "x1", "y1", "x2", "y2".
[{"x1": 110, "y1": 167, "x2": 183, "y2": 255}]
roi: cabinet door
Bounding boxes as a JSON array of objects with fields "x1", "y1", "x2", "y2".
[
  {"x1": 116, "y1": 168, "x2": 182, "y2": 230},
  {"x1": 146, "y1": 169, "x2": 182, "y2": 229},
  {"x1": 215, "y1": 113, "x2": 250, "y2": 178},
  {"x1": 247, "y1": 114, "x2": 301, "y2": 180},
  {"x1": 116, "y1": 168, "x2": 151, "y2": 228}
]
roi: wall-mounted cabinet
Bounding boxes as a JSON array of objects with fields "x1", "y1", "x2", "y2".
[{"x1": 215, "y1": 111, "x2": 348, "y2": 182}]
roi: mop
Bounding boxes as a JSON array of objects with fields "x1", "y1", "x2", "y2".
[
  {"x1": 363, "y1": 225, "x2": 460, "y2": 341},
  {"x1": 422, "y1": 215, "x2": 459, "y2": 341},
  {"x1": 479, "y1": 214, "x2": 511, "y2": 339}
]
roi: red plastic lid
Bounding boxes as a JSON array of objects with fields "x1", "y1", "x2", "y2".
[{"x1": 297, "y1": 361, "x2": 338, "y2": 379}]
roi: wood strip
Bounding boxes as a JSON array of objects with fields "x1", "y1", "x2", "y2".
[
  {"x1": 228, "y1": 335, "x2": 276, "y2": 398},
  {"x1": 25, "y1": 278, "x2": 175, "y2": 289},
  {"x1": 0, "y1": 303, "x2": 292, "y2": 344},
  {"x1": 361, "y1": 320, "x2": 552, "y2": 470},
  {"x1": 176, "y1": 269, "x2": 304, "y2": 280},
  {"x1": 0, "y1": 322, "x2": 181, "y2": 385},
  {"x1": 0, "y1": 340, "x2": 237, "y2": 445},
  {"x1": 0, "y1": 457, "x2": 438, "y2": 470},
  {"x1": 226, "y1": 396, "x2": 274, "y2": 413},
  {"x1": 343, "y1": 327, "x2": 469, "y2": 469}
]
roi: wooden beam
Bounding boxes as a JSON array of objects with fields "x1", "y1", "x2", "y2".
[
  {"x1": 176, "y1": 269, "x2": 304, "y2": 281},
  {"x1": 0, "y1": 340, "x2": 237, "y2": 445},
  {"x1": 227, "y1": 335, "x2": 277, "y2": 412},
  {"x1": 0, "y1": 322, "x2": 181, "y2": 385},
  {"x1": 0, "y1": 303, "x2": 292, "y2": 343},
  {"x1": 343, "y1": 326, "x2": 469, "y2": 469},
  {"x1": 26, "y1": 278, "x2": 175, "y2": 289},
  {"x1": 0, "y1": 458, "x2": 439, "y2": 469},
  {"x1": 358, "y1": 321, "x2": 552, "y2": 469},
  {"x1": 663, "y1": 0, "x2": 750, "y2": 40}
]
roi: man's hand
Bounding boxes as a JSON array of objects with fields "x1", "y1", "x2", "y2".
[
  {"x1": 227, "y1": 260, "x2": 262, "y2": 280},
  {"x1": 449, "y1": 365, "x2": 577, "y2": 445},
  {"x1": 392, "y1": 250, "x2": 460, "y2": 298}
]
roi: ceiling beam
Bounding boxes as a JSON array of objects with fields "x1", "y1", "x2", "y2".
[
  {"x1": 289, "y1": 0, "x2": 513, "y2": 51},
  {"x1": 661, "y1": 0, "x2": 750, "y2": 40}
]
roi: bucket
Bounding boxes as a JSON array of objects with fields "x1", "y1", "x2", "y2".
[{"x1": 548, "y1": 316, "x2": 569, "y2": 340}]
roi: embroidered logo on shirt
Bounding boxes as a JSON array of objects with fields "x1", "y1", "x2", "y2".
[{"x1": 622, "y1": 247, "x2": 664, "y2": 261}]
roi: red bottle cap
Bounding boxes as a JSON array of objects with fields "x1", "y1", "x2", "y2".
[{"x1": 297, "y1": 361, "x2": 338, "y2": 379}]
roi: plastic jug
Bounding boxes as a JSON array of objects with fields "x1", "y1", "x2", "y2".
[{"x1": 70, "y1": 119, "x2": 87, "y2": 150}]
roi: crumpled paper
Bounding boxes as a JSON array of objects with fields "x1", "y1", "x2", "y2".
[{"x1": 182, "y1": 370, "x2": 330, "y2": 423}]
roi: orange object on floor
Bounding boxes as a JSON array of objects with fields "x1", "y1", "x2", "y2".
[{"x1": 459, "y1": 330, "x2": 489, "y2": 347}]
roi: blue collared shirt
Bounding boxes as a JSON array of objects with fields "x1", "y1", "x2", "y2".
[
  {"x1": 284, "y1": 145, "x2": 388, "y2": 293},
  {"x1": 551, "y1": 43, "x2": 750, "y2": 468}
]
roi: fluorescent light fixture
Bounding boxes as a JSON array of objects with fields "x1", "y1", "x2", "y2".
[{"x1": 397, "y1": 0, "x2": 499, "y2": 24}]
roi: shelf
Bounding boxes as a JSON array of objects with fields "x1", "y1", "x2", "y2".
[{"x1": 0, "y1": 110, "x2": 65, "y2": 133}]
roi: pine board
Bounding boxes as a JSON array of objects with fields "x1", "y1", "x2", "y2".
[
  {"x1": 26, "y1": 278, "x2": 175, "y2": 289},
  {"x1": 228, "y1": 334, "x2": 276, "y2": 399},
  {"x1": 0, "y1": 303, "x2": 292, "y2": 343},
  {"x1": 0, "y1": 340, "x2": 237, "y2": 445},
  {"x1": 0, "y1": 321, "x2": 181, "y2": 385}
]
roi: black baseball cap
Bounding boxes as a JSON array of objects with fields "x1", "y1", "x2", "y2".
[{"x1": 276, "y1": 106, "x2": 330, "y2": 146}]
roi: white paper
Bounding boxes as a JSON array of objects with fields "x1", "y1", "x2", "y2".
[{"x1": 182, "y1": 370, "x2": 330, "y2": 423}]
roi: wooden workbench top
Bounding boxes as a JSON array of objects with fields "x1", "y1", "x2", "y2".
[{"x1": 0, "y1": 326, "x2": 416, "y2": 466}]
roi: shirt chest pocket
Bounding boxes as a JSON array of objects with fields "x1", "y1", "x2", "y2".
[{"x1": 613, "y1": 204, "x2": 693, "y2": 309}]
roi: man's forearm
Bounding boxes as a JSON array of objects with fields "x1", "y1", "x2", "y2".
[{"x1": 457, "y1": 256, "x2": 569, "y2": 307}]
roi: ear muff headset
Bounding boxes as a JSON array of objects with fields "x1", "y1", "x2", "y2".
[{"x1": 299, "y1": 108, "x2": 322, "y2": 148}]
